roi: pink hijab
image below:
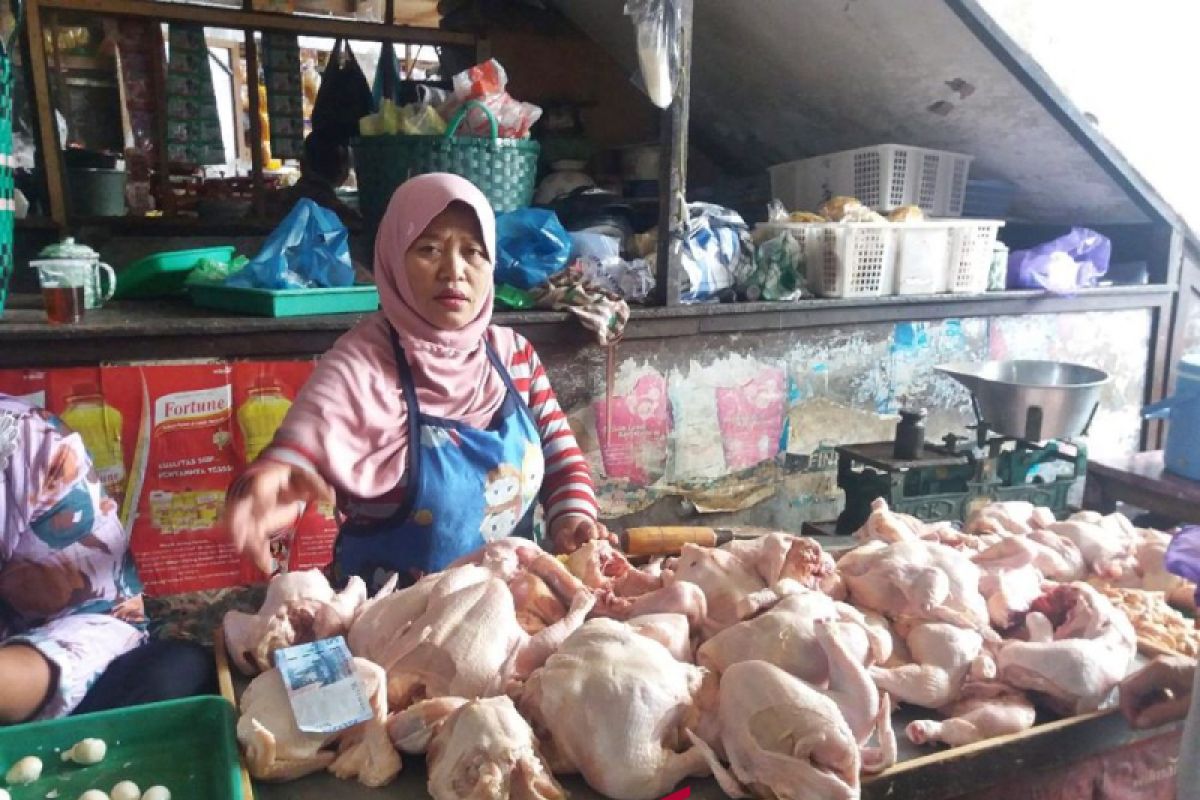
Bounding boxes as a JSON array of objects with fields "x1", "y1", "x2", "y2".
[{"x1": 270, "y1": 173, "x2": 511, "y2": 498}]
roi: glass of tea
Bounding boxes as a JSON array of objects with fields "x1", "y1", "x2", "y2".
[{"x1": 33, "y1": 261, "x2": 89, "y2": 324}]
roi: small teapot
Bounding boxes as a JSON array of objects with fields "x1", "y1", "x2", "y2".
[{"x1": 31, "y1": 238, "x2": 116, "y2": 310}]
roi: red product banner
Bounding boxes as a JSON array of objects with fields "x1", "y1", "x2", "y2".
[{"x1": 0, "y1": 368, "x2": 48, "y2": 407}]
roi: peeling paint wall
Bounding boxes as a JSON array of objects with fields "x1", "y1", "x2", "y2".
[{"x1": 536, "y1": 309, "x2": 1151, "y2": 528}]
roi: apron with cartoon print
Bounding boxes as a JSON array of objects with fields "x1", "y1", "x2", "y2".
[{"x1": 332, "y1": 332, "x2": 544, "y2": 590}]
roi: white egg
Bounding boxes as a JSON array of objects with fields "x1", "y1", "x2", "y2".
[
  {"x1": 65, "y1": 739, "x2": 107, "y2": 766},
  {"x1": 110, "y1": 781, "x2": 140, "y2": 800},
  {"x1": 140, "y1": 787, "x2": 170, "y2": 800},
  {"x1": 77, "y1": 791, "x2": 109, "y2": 800},
  {"x1": 6, "y1": 755, "x2": 44, "y2": 785}
]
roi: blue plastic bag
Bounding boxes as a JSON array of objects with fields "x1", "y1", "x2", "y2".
[
  {"x1": 1165, "y1": 527, "x2": 1200, "y2": 607},
  {"x1": 495, "y1": 208, "x2": 572, "y2": 290},
  {"x1": 1007, "y1": 227, "x2": 1110, "y2": 294},
  {"x1": 228, "y1": 199, "x2": 354, "y2": 290}
]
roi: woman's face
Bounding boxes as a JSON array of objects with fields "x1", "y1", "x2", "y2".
[{"x1": 404, "y1": 202, "x2": 492, "y2": 329}]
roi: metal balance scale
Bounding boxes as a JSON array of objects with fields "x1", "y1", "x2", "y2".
[{"x1": 834, "y1": 360, "x2": 1111, "y2": 534}]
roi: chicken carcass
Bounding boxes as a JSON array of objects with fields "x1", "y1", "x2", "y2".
[
  {"x1": 388, "y1": 695, "x2": 565, "y2": 800},
  {"x1": 837, "y1": 540, "x2": 990, "y2": 630},
  {"x1": 971, "y1": 537, "x2": 1044, "y2": 630},
  {"x1": 697, "y1": 589, "x2": 890, "y2": 686},
  {"x1": 236, "y1": 657, "x2": 400, "y2": 786},
  {"x1": 661, "y1": 545, "x2": 794, "y2": 636},
  {"x1": 224, "y1": 570, "x2": 381, "y2": 675},
  {"x1": 563, "y1": 540, "x2": 665, "y2": 597},
  {"x1": 517, "y1": 618, "x2": 717, "y2": 800},
  {"x1": 997, "y1": 582, "x2": 1137, "y2": 714},
  {"x1": 689, "y1": 654, "x2": 894, "y2": 800},
  {"x1": 964, "y1": 501, "x2": 1056, "y2": 536},
  {"x1": 349, "y1": 561, "x2": 594, "y2": 708},
  {"x1": 627, "y1": 613, "x2": 695, "y2": 662},
  {"x1": 853, "y1": 499, "x2": 985, "y2": 553},
  {"x1": 1046, "y1": 512, "x2": 1139, "y2": 580},
  {"x1": 1025, "y1": 529, "x2": 1087, "y2": 582},
  {"x1": 869, "y1": 622, "x2": 994, "y2": 710},
  {"x1": 906, "y1": 681, "x2": 1036, "y2": 748},
  {"x1": 720, "y1": 533, "x2": 840, "y2": 594}
]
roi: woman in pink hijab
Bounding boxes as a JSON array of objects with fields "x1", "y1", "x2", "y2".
[{"x1": 223, "y1": 174, "x2": 610, "y2": 587}]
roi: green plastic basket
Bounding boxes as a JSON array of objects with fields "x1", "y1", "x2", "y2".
[
  {"x1": 0, "y1": 696, "x2": 243, "y2": 799},
  {"x1": 352, "y1": 99, "x2": 539, "y2": 226}
]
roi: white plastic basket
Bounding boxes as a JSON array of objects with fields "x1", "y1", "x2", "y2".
[
  {"x1": 758, "y1": 221, "x2": 894, "y2": 298},
  {"x1": 769, "y1": 144, "x2": 975, "y2": 217},
  {"x1": 892, "y1": 223, "x2": 953, "y2": 295},
  {"x1": 945, "y1": 220, "x2": 1004, "y2": 293}
]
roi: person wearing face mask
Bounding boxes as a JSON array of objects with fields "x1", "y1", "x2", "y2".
[{"x1": 222, "y1": 173, "x2": 612, "y2": 588}]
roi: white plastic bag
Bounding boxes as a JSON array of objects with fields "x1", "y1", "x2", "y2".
[{"x1": 624, "y1": 0, "x2": 681, "y2": 108}]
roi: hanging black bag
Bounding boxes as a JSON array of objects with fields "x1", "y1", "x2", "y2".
[{"x1": 311, "y1": 39, "x2": 374, "y2": 143}]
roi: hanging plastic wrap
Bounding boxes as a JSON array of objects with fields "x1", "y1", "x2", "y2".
[{"x1": 624, "y1": 0, "x2": 681, "y2": 108}]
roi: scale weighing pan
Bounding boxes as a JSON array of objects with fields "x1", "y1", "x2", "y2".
[{"x1": 936, "y1": 359, "x2": 1110, "y2": 441}]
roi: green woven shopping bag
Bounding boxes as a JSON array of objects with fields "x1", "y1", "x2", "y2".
[{"x1": 352, "y1": 99, "x2": 539, "y2": 226}]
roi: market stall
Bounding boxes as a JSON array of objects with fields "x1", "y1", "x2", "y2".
[{"x1": 0, "y1": 0, "x2": 1197, "y2": 799}]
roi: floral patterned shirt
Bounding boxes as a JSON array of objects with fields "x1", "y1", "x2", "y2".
[{"x1": 0, "y1": 394, "x2": 146, "y2": 718}]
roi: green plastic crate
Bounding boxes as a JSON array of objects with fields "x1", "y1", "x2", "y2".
[
  {"x1": 188, "y1": 283, "x2": 380, "y2": 317},
  {"x1": 115, "y1": 246, "x2": 238, "y2": 300},
  {"x1": 0, "y1": 696, "x2": 243, "y2": 800}
]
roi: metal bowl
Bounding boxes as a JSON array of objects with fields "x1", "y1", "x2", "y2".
[{"x1": 936, "y1": 359, "x2": 1110, "y2": 441}]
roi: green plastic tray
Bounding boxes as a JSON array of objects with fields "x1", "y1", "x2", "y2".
[
  {"x1": 188, "y1": 283, "x2": 380, "y2": 317},
  {"x1": 115, "y1": 246, "x2": 238, "y2": 300},
  {"x1": 0, "y1": 696, "x2": 243, "y2": 800}
]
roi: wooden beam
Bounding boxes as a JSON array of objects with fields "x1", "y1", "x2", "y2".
[
  {"x1": 653, "y1": 0, "x2": 691, "y2": 306},
  {"x1": 35, "y1": 0, "x2": 476, "y2": 47},
  {"x1": 25, "y1": 0, "x2": 68, "y2": 223},
  {"x1": 244, "y1": 30, "x2": 265, "y2": 218}
]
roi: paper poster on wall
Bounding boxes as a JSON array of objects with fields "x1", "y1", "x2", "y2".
[
  {"x1": 0, "y1": 369, "x2": 47, "y2": 407},
  {"x1": 714, "y1": 367, "x2": 786, "y2": 471},
  {"x1": 118, "y1": 361, "x2": 244, "y2": 596},
  {"x1": 592, "y1": 371, "x2": 671, "y2": 486}
]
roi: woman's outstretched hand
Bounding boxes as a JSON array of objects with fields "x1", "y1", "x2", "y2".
[
  {"x1": 549, "y1": 515, "x2": 618, "y2": 555},
  {"x1": 222, "y1": 461, "x2": 334, "y2": 573}
]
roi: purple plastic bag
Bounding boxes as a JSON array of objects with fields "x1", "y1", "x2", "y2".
[
  {"x1": 1164, "y1": 525, "x2": 1200, "y2": 605},
  {"x1": 1007, "y1": 227, "x2": 1111, "y2": 294}
]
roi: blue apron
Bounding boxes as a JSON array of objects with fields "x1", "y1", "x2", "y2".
[{"x1": 332, "y1": 332, "x2": 544, "y2": 590}]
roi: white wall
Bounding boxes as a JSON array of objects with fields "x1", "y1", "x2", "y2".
[{"x1": 978, "y1": 0, "x2": 1200, "y2": 229}]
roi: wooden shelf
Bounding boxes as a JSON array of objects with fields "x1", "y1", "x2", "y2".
[
  {"x1": 0, "y1": 285, "x2": 1176, "y2": 367},
  {"x1": 37, "y1": 0, "x2": 476, "y2": 46}
]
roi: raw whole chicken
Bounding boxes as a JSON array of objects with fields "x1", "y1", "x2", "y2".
[
  {"x1": 853, "y1": 499, "x2": 983, "y2": 552},
  {"x1": 349, "y1": 561, "x2": 594, "y2": 708},
  {"x1": 690, "y1": 630, "x2": 896, "y2": 800},
  {"x1": 517, "y1": 618, "x2": 717, "y2": 800},
  {"x1": 224, "y1": 570, "x2": 383, "y2": 675},
  {"x1": 697, "y1": 589, "x2": 891, "y2": 685},
  {"x1": 906, "y1": 681, "x2": 1037, "y2": 748},
  {"x1": 1045, "y1": 512, "x2": 1139, "y2": 580},
  {"x1": 720, "y1": 533, "x2": 840, "y2": 593},
  {"x1": 971, "y1": 537, "x2": 1044, "y2": 629},
  {"x1": 837, "y1": 539, "x2": 991, "y2": 630},
  {"x1": 563, "y1": 540, "x2": 665, "y2": 597},
  {"x1": 627, "y1": 613, "x2": 695, "y2": 662},
  {"x1": 388, "y1": 695, "x2": 565, "y2": 800},
  {"x1": 1024, "y1": 529, "x2": 1087, "y2": 582},
  {"x1": 661, "y1": 545, "x2": 794, "y2": 636},
  {"x1": 236, "y1": 657, "x2": 400, "y2": 786},
  {"x1": 869, "y1": 622, "x2": 994, "y2": 709},
  {"x1": 964, "y1": 501, "x2": 1056, "y2": 536},
  {"x1": 997, "y1": 582, "x2": 1137, "y2": 715}
]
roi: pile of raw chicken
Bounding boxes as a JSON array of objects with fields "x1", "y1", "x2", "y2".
[{"x1": 222, "y1": 500, "x2": 1196, "y2": 800}]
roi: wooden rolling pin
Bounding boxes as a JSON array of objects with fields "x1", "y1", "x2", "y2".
[{"x1": 619, "y1": 526, "x2": 746, "y2": 557}]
